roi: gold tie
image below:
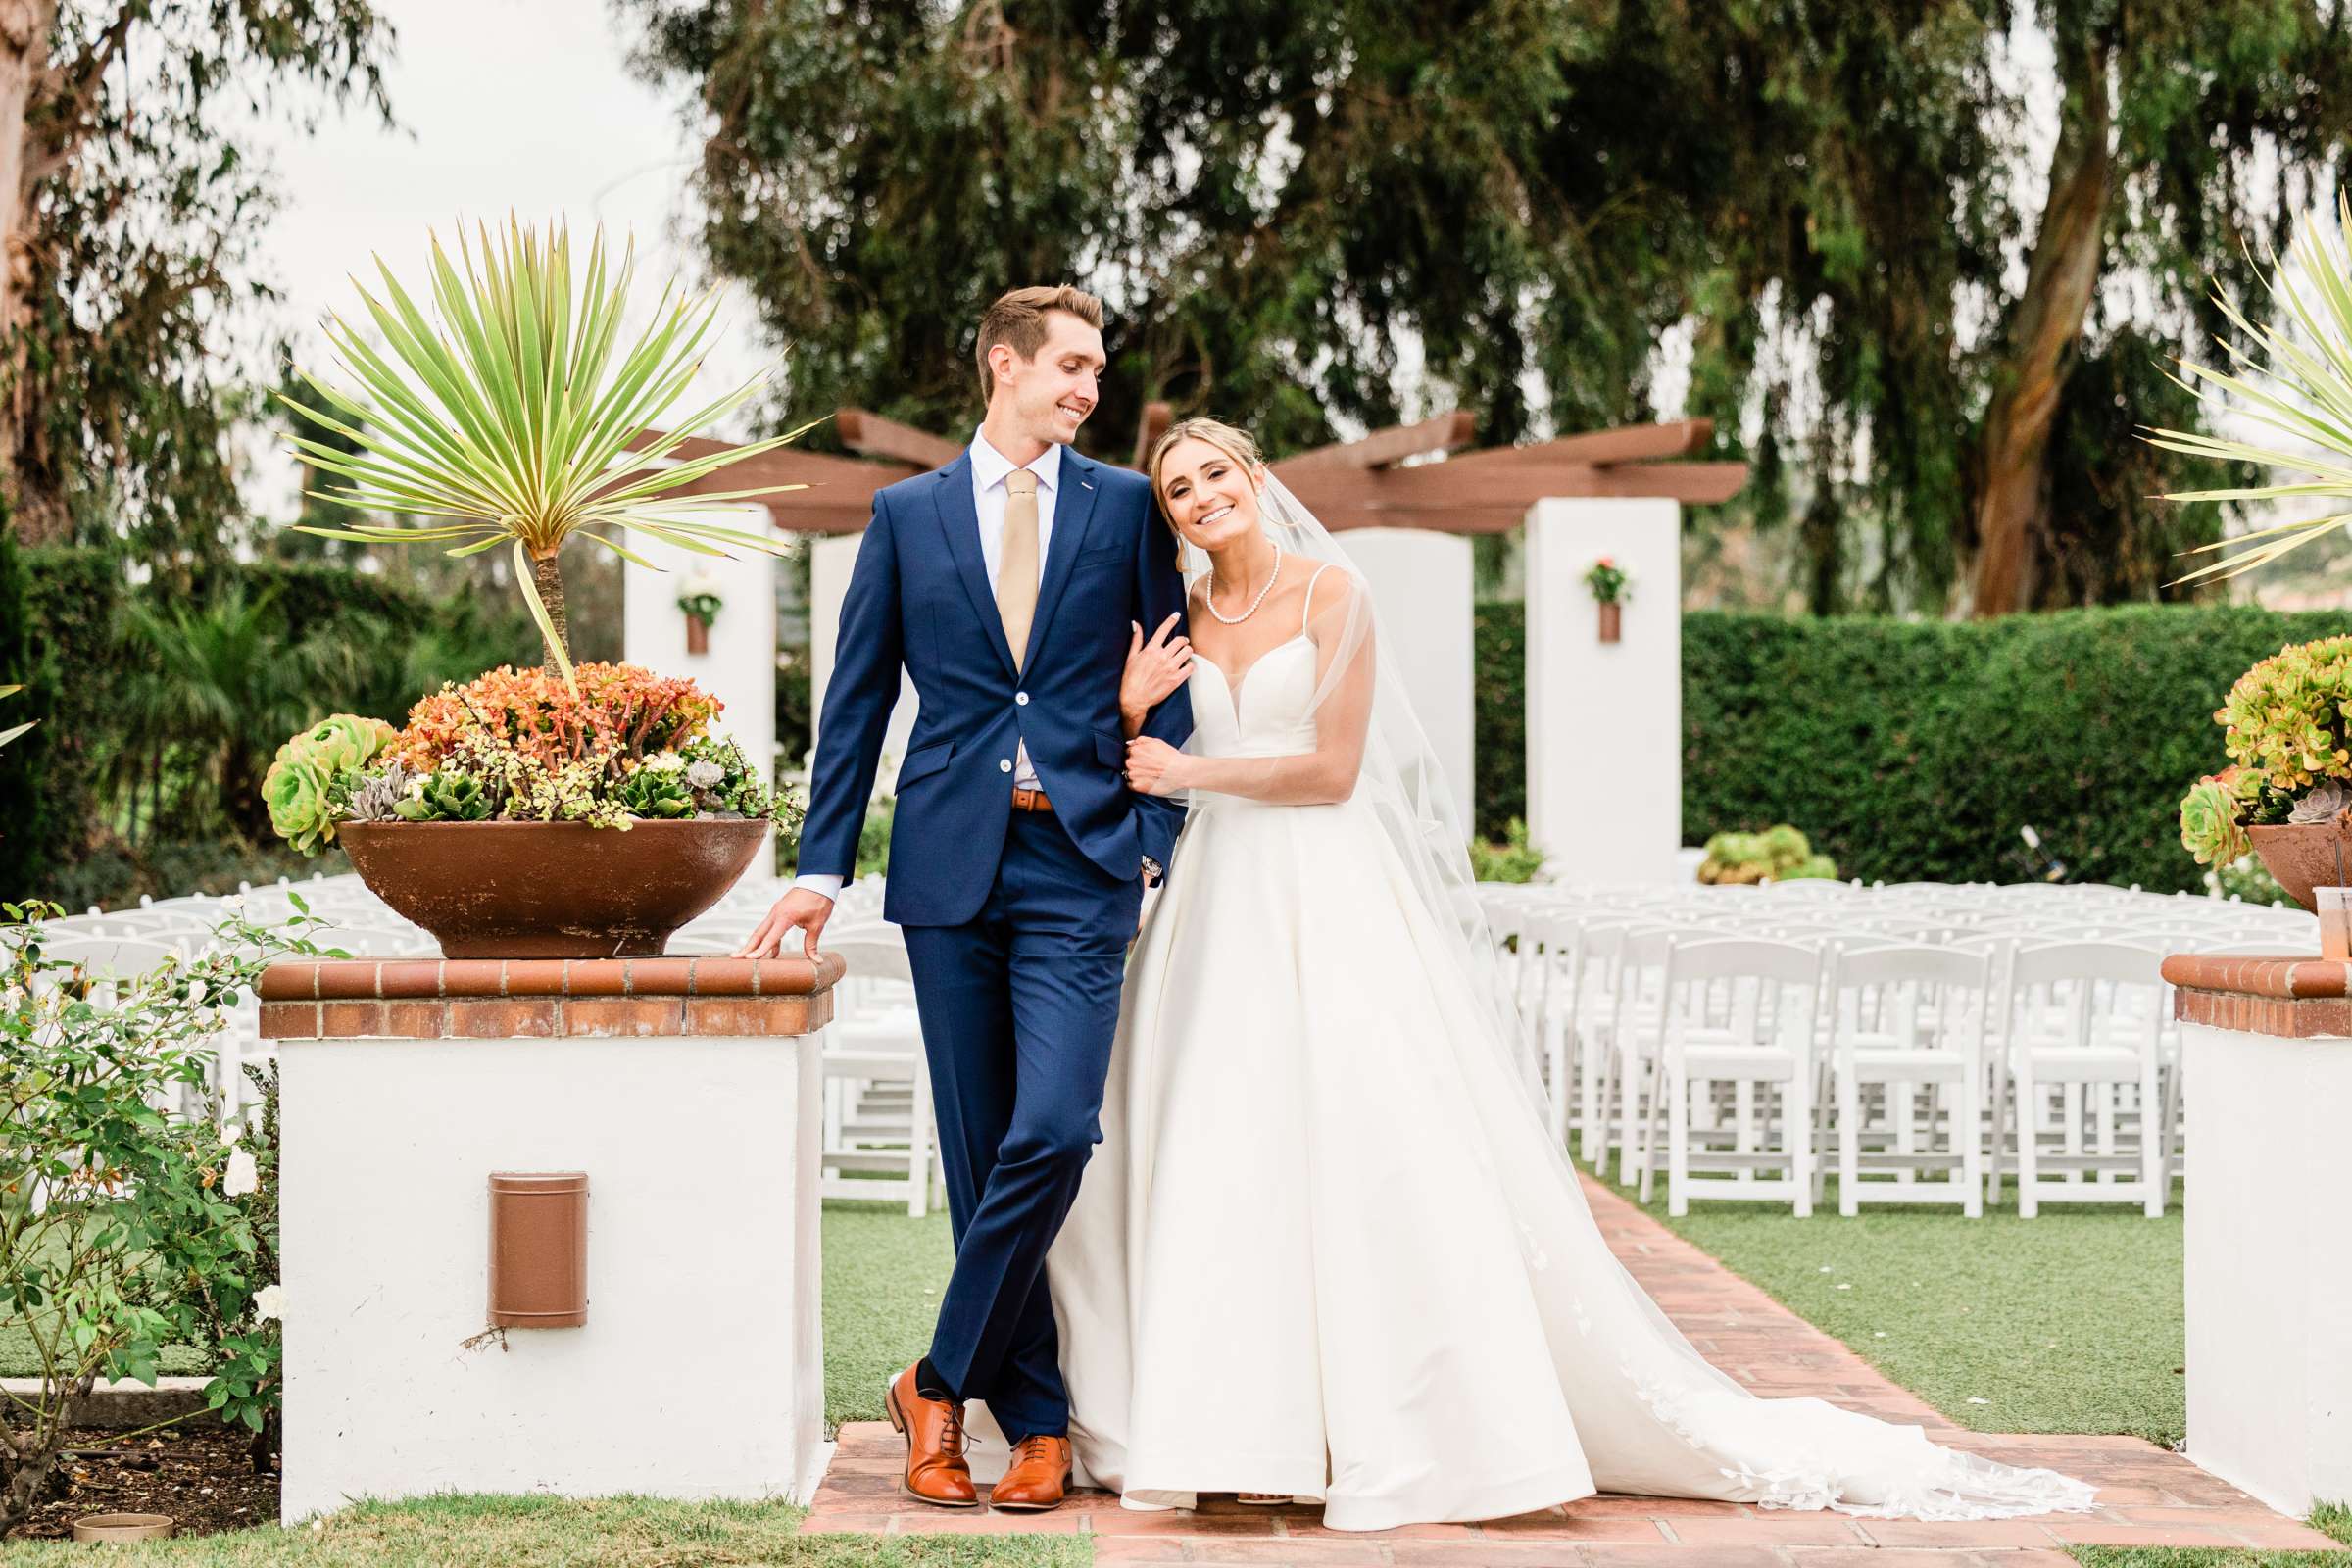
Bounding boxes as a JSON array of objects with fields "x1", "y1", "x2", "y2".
[{"x1": 998, "y1": 468, "x2": 1041, "y2": 673}]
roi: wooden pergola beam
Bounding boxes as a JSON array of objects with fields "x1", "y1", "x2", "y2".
[
  {"x1": 835, "y1": 408, "x2": 965, "y2": 469},
  {"x1": 1441, "y1": 418, "x2": 1714, "y2": 471},
  {"x1": 1283, "y1": 410, "x2": 1477, "y2": 470},
  {"x1": 1272, "y1": 458, "x2": 1747, "y2": 512}
]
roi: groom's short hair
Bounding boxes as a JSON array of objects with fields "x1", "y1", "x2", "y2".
[{"x1": 976, "y1": 285, "x2": 1104, "y2": 402}]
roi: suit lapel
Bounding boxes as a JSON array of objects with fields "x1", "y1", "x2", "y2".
[
  {"x1": 1022, "y1": 449, "x2": 1103, "y2": 672},
  {"x1": 926, "y1": 453, "x2": 1018, "y2": 679}
]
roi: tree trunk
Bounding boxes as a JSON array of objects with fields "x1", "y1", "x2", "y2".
[
  {"x1": 530, "y1": 548, "x2": 569, "y2": 674},
  {"x1": 0, "y1": 1, "x2": 48, "y2": 542},
  {"x1": 1966, "y1": 34, "x2": 2113, "y2": 617}
]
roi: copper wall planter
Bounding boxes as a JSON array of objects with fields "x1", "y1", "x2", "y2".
[
  {"x1": 1597, "y1": 602, "x2": 1623, "y2": 643},
  {"x1": 684, "y1": 614, "x2": 710, "y2": 656},
  {"x1": 488, "y1": 1172, "x2": 588, "y2": 1329}
]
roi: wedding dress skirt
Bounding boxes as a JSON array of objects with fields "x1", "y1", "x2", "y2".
[{"x1": 988, "y1": 636, "x2": 2094, "y2": 1532}]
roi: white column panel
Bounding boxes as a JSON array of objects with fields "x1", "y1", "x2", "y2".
[
  {"x1": 1524, "y1": 497, "x2": 1682, "y2": 884},
  {"x1": 619, "y1": 512, "x2": 778, "y2": 789}
]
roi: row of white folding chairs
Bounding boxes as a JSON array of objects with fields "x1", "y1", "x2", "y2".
[
  {"x1": 1484, "y1": 894, "x2": 2284, "y2": 1217},
  {"x1": 1577, "y1": 933, "x2": 2176, "y2": 1219}
]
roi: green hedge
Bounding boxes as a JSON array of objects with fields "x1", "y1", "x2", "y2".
[
  {"x1": 1473, "y1": 601, "x2": 2352, "y2": 892},
  {"x1": 7, "y1": 549, "x2": 535, "y2": 906}
]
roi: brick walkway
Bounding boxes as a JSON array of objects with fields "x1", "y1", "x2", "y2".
[{"x1": 800, "y1": 1174, "x2": 2344, "y2": 1563}]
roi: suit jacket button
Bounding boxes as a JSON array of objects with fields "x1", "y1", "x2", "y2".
[
  {"x1": 1015, "y1": 692, "x2": 1030, "y2": 706},
  {"x1": 999, "y1": 759, "x2": 1013, "y2": 773}
]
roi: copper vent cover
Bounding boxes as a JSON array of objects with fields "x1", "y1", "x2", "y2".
[{"x1": 487, "y1": 1172, "x2": 588, "y2": 1328}]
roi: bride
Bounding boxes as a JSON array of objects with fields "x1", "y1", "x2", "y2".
[{"x1": 1018, "y1": 416, "x2": 2095, "y2": 1533}]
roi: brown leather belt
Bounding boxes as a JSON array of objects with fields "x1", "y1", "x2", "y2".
[{"x1": 1011, "y1": 787, "x2": 1054, "y2": 814}]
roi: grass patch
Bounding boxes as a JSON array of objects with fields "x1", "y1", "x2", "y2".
[
  {"x1": 0, "y1": 1494, "x2": 1086, "y2": 1565},
  {"x1": 1637, "y1": 1177, "x2": 2185, "y2": 1444},
  {"x1": 821, "y1": 1200, "x2": 954, "y2": 1428},
  {"x1": 2067, "y1": 1498, "x2": 2352, "y2": 1566}
]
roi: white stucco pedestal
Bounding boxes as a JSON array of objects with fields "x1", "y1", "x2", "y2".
[
  {"x1": 261, "y1": 954, "x2": 841, "y2": 1524},
  {"x1": 2160, "y1": 953, "x2": 2352, "y2": 1518}
]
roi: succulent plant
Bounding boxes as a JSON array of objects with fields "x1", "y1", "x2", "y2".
[
  {"x1": 342, "y1": 762, "x2": 417, "y2": 824},
  {"x1": 394, "y1": 770, "x2": 492, "y2": 823},
  {"x1": 2180, "y1": 769, "x2": 2258, "y2": 867},
  {"x1": 618, "y1": 762, "x2": 694, "y2": 819},
  {"x1": 2287, "y1": 778, "x2": 2350, "y2": 825},
  {"x1": 263, "y1": 752, "x2": 336, "y2": 855}
]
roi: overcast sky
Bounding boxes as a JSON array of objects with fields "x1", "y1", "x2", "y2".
[{"x1": 243, "y1": 0, "x2": 775, "y2": 516}]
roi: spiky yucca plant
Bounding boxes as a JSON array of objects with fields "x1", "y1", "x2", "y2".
[
  {"x1": 275, "y1": 219, "x2": 813, "y2": 688},
  {"x1": 2143, "y1": 192, "x2": 2352, "y2": 587},
  {"x1": 0, "y1": 685, "x2": 27, "y2": 751}
]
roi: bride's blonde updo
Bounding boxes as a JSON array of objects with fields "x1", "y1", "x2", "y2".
[{"x1": 1146, "y1": 416, "x2": 1264, "y2": 566}]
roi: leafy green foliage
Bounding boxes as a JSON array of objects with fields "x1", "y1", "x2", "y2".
[
  {"x1": 1469, "y1": 817, "x2": 1545, "y2": 884},
  {"x1": 1698, "y1": 825, "x2": 1837, "y2": 885},
  {"x1": 1470, "y1": 599, "x2": 2352, "y2": 889},
  {"x1": 625, "y1": 0, "x2": 2352, "y2": 612},
  {"x1": 0, "y1": 900, "x2": 333, "y2": 1532},
  {"x1": 12, "y1": 1, "x2": 394, "y2": 562}
]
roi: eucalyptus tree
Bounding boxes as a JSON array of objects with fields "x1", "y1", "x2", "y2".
[
  {"x1": 0, "y1": 0, "x2": 392, "y2": 559},
  {"x1": 629, "y1": 0, "x2": 2352, "y2": 613}
]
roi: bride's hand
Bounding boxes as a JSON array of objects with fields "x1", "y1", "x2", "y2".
[
  {"x1": 1120, "y1": 614, "x2": 1191, "y2": 736},
  {"x1": 1123, "y1": 735, "x2": 1188, "y2": 796}
]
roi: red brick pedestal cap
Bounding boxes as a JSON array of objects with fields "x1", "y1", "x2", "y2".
[
  {"x1": 2160, "y1": 953, "x2": 2352, "y2": 1039},
  {"x1": 258, "y1": 954, "x2": 846, "y2": 1042}
]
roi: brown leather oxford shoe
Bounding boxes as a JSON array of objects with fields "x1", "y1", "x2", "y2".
[
  {"x1": 989, "y1": 1433, "x2": 1074, "y2": 1511},
  {"x1": 884, "y1": 1364, "x2": 981, "y2": 1508}
]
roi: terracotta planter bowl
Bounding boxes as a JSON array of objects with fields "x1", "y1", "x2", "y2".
[
  {"x1": 2246, "y1": 818, "x2": 2352, "y2": 913},
  {"x1": 337, "y1": 818, "x2": 772, "y2": 958}
]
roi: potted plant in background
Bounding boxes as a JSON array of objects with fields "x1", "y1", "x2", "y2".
[
  {"x1": 1584, "y1": 556, "x2": 1629, "y2": 643},
  {"x1": 1697, "y1": 824, "x2": 1838, "y2": 885},
  {"x1": 677, "y1": 576, "x2": 723, "y2": 657},
  {"x1": 263, "y1": 219, "x2": 812, "y2": 956},
  {"x1": 2179, "y1": 635, "x2": 2352, "y2": 912}
]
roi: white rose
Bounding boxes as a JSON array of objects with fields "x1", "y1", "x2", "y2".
[
  {"x1": 222, "y1": 1145, "x2": 260, "y2": 1198},
  {"x1": 253, "y1": 1283, "x2": 283, "y2": 1323}
]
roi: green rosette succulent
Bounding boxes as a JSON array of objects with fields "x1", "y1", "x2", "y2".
[
  {"x1": 288, "y1": 712, "x2": 398, "y2": 777},
  {"x1": 618, "y1": 762, "x2": 694, "y2": 819},
  {"x1": 263, "y1": 751, "x2": 337, "y2": 854},
  {"x1": 2180, "y1": 769, "x2": 2259, "y2": 867},
  {"x1": 394, "y1": 770, "x2": 492, "y2": 823}
]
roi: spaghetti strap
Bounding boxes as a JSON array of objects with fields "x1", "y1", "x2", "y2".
[{"x1": 1301, "y1": 561, "x2": 1336, "y2": 633}]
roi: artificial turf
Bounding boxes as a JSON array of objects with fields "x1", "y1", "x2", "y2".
[{"x1": 1640, "y1": 1177, "x2": 2187, "y2": 1444}]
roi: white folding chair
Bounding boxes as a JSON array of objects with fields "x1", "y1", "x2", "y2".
[
  {"x1": 1986, "y1": 941, "x2": 2168, "y2": 1218},
  {"x1": 1828, "y1": 944, "x2": 1992, "y2": 1216},
  {"x1": 818, "y1": 931, "x2": 938, "y2": 1217},
  {"x1": 1652, "y1": 938, "x2": 1825, "y2": 1216}
]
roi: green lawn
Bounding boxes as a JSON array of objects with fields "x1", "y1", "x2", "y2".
[
  {"x1": 1638, "y1": 1177, "x2": 2188, "y2": 1444},
  {"x1": 0, "y1": 1494, "x2": 1083, "y2": 1566},
  {"x1": 820, "y1": 1200, "x2": 955, "y2": 1428}
]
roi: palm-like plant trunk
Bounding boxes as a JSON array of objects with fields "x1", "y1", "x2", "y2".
[{"x1": 530, "y1": 548, "x2": 569, "y2": 674}]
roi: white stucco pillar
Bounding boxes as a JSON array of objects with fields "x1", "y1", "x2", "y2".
[
  {"x1": 1524, "y1": 497, "x2": 1682, "y2": 883},
  {"x1": 620, "y1": 511, "x2": 778, "y2": 789},
  {"x1": 1339, "y1": 528, "x2": 1475, "y2": 818},
  {"x1": 270, "y1": 956, "x2": 835, "y2": 1523},
  {"x1": 808, "y1": 533, "x2": 919, "y2": 791}
]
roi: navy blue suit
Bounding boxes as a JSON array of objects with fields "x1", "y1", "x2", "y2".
[{"x1": 797, "y1": 446, "x2": 1191, "y2": 1437}]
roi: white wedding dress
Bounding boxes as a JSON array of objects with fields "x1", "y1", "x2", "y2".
[{"x1": 1018, "y1": 586, "x2": 2097, "y2": 1533}]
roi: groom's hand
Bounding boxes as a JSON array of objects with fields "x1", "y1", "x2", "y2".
[{"x1": 733, "y1": 888, "x2": 836, "y2": 961}]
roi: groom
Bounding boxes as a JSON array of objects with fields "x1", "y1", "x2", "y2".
[{"x1": 736, "y1": 285, "x2": 1192, "y2": 1511}]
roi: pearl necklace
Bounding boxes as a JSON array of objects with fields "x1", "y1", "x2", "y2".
[{"x1": 1205, "y1": 540, "x2": 1284, "y2": 625}]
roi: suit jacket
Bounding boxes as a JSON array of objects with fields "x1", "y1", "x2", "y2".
[{"x1": 797, "y1": 447, "x2": 1194, "y2": 926}]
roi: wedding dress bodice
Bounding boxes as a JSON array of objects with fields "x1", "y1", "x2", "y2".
[{"x1": 1186, "y1": 631, "x2": 1322, "y2": 760}]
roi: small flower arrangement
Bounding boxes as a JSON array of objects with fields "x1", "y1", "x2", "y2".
[
  {"x1": 263, "y1": 663, "x2": 795, "y2": 853},
  {"x1": 2179, "y1": 635, "x2": 2352, "y2": 865},
  {"x1": 1584, "y1": 556, "x2": 1630, "y2": 604}
]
